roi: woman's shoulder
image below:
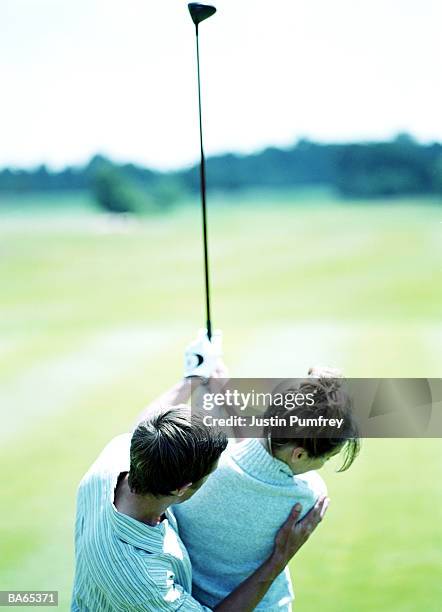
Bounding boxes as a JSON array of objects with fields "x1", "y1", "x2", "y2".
[{"x1": 295, "y1": 470, "x2": 328, "y2": 498}]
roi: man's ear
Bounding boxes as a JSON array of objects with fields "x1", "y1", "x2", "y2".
[{"x1": 172, "y1": 482, "x2": 193, "y2": 497}]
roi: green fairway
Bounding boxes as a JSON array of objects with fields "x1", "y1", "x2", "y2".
[{"x1": 0, "y1": 192, "x2": 441, "y2": 610}]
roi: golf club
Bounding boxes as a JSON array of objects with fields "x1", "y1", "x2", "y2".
[{"x1": 188, "y1": 2, "x2": 217, "y2": 340}]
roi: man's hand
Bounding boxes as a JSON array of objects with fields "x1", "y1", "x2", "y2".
[
  {"x1": 184, "y1": 328, "x2": 223, "y2": 378},
  {"x1": 269, "y1": 496, "x2": 330, "y2": 574}
]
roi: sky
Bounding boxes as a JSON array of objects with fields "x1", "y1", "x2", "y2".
[{"x1": 1, "y1": 0, "x2": 441, "y2": 171}]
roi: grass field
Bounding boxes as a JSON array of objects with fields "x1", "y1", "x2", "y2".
[{"x1": 0, "y1": 191, "x2": 441, "y2": 611}]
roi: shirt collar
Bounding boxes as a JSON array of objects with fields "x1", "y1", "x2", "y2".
[{"x1": 106, "y1": 470, "x2": 170, "y2": 555}]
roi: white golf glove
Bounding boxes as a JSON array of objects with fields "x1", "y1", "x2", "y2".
[
  {"x1": 184, "y1": 328, "x2": 223, "y2": 378},
  {"x1": 308, "y1": 366, "x2": 343, "y2": 378}
]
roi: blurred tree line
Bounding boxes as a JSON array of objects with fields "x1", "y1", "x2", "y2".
[
  {"x1": 190, "y1": 134, "x2": 442, "y2": 198},
  {"x1": 0, "y1": 134, "x2": 441, "y2": 213}
]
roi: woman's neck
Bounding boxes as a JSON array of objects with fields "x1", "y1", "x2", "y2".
[{"x1": 259, "y1": 438, "x2": 294, "y2": 473}]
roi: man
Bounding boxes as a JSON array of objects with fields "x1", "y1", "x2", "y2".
[{"x1": 71, "y1": 332, "x2": 328, "y2": 611}]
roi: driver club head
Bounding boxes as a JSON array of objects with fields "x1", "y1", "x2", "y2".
[{"x1": 188, "y1": 3, "x2": 216, "y2": 26}]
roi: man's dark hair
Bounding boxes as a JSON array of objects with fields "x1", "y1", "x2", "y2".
[
  {"x1": 264, "y1": 378, "x2": 360, "y2": 471},
  {"x1": 128, "y1": 405, "x2": 227, "y2": 497}
]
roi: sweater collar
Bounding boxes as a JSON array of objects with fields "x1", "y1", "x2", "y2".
[{"x1": 230, "y1": 438, "x2": 294, "y2": 483}]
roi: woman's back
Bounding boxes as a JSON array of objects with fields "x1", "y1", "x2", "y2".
[{"x1": 174, "y1": 438, "x2": 327, "y2": 611}]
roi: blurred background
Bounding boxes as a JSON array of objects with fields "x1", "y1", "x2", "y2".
[{"x1": 1, "y1": 0, "x2": 441, "y2": 610}]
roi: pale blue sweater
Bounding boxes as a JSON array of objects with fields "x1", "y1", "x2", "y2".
[{"x1": 174, "y1": 439, "x2": 327, "y2": 611}]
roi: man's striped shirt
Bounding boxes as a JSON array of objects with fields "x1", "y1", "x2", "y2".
[{"x1": 71, "y1": 433, "x2": 212, "y2": 611}]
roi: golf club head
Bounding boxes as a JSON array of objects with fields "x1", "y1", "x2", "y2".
[{"x1": 188, "y1": 3, "x2": 216, "y2": 26}]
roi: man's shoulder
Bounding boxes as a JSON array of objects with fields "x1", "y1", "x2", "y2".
[
  {"x1": 93, "y1": 432, "x2": 132, "y2": 471},
  {"x1": 77, "y1": 433, "x2": 132, "y2": 504},
  {"x1": 82, "y1": 433, "x2": 131, "y2": 479}
]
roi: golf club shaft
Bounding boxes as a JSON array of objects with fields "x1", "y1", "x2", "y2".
[{"x1": 194, "y1": 23, "x2": 212, "y2": 340}]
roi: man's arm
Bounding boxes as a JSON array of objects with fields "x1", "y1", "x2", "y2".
[
  {"x1": 133, "y1": 330, "x2": 223, "y2": 429},
  {"x1": 133, "y1": 377, "x2": 199, "y2": 429},
  {"x1": 133, "y1": 373, "x2": 228, "y2": 430}
]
